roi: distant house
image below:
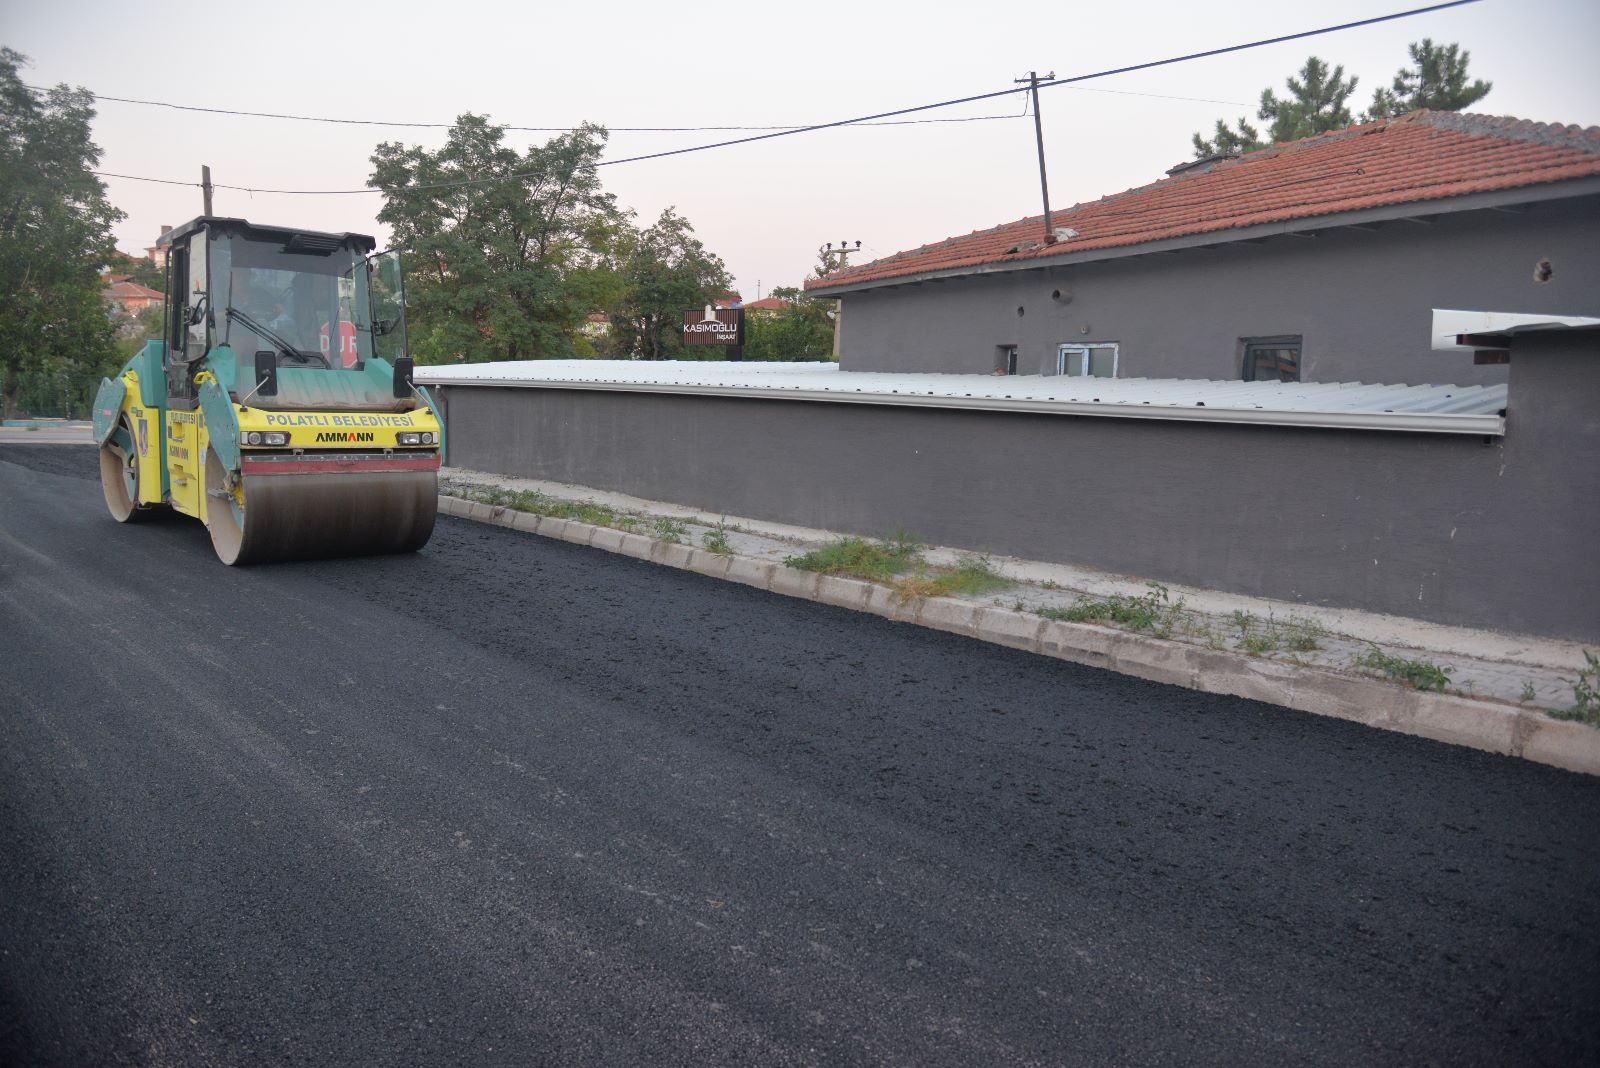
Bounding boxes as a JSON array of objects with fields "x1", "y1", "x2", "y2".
[
  {"x1": 145, "y1": 224, "x2": 174, "y2": 270},
  {"x1": 741, "y1": 296, "x2": 792, "y2": 316},
  {"x1": 102, "y1": 280, "x2": 164, "y2": 318},
  {"x1": 806, "y1": 110, "x2": 1600, "y2": 385},
  {"x1": 580, "y1": 311, "x2": 612, "y2": 338}
]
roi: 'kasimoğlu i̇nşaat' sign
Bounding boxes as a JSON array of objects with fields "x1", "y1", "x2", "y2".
[{"x1": 683, "y1": 305, "x2": 742, "y2": 346}]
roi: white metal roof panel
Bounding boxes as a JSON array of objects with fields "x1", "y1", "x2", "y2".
[
  {"x1": 416, "y1": 361, "x2": 1507, "y2": 435},
  {"x1": 1432, "y1": 309, "x2": 1600, "y2": 350}
]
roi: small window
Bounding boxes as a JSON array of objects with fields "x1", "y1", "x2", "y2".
[
  {"x1": 996, "y1": 344, "x2": 1019, "y2": 375},
  {"x1": 1242, "y1": 337, "x2": 1301, "y2": 382},
  {"x1": 1057, "y1": 342, "x2": 1119, "y2": 378}
]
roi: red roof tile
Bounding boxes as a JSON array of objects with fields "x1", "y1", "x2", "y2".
[
  {"x1": 742, "y1": 297, "x2": 791, "y2": 311},
  {"x1": 807, "y1": 110, "x2": 1600, "y2": 292},
  {"x1": 103, "y1": 281, "x2": 165, "y2": 300}
]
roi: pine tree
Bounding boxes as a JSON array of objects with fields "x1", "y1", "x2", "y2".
[
  {"x1": 1192, "y1": 57, "x2": 1358, "y2": 159},
  {"x1": 1365, "y1": 39, "x2": 1492, "y2": 121}
]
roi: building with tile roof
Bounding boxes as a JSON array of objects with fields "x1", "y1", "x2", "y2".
[
  {"x1": 807, "y1": 110, "x2": 1600, "y2": 385},
  {"x1": 102, "y1": 280, "x2": 165, "y2": 318}
]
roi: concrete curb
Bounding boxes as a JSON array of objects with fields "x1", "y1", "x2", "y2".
[{"x1": 439, "y1": 494, "x2": 1600, "y2": 776}]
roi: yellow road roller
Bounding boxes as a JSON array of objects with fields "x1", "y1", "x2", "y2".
[{"x1": 92, "y1": 217, "x2": 443, "y2": 564}]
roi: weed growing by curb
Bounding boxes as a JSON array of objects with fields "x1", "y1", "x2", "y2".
[
  {"x1": 1551, "y1": 650, "x2": 1600, "y2": 726},
  {"x1": 449, "y1": 485, "x2": 706, "y2": 546},
  {"x1": 652, "y1": 516, "x2": 688, "y2": 544},
  {"x1": 1351, "y1": 644, "x2": 1453, "y2": 692},
  {"x1": 1038, "y1": 582, "x2": 1186, "y2": 638},
  {"x1": 1282, "y1": 617, "x2": 1326, "y2": 652},
  {"x1": 786, "y1": 533, "x2": 923, "y2": 583},
  {"x1": 701, "y1": 520, "x2": 734, "y2": 556},
  {"x1": 1231, "y1": 612, "x2": 1323, "y2": 656},
  {"x1": 893, "y1": 554, "x2": 1011, "y2": 601},
  {"x1": 1520, "y1": 680, "x2": 1537, "y2": 704}
]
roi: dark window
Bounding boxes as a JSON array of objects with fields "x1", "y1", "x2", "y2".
[
  {"x1": 1242, "y1": 337, "x2": 1301, "y2": 382},
  {"x1": 996, "y1": 345, "x2": 1019, "y2": 375}
]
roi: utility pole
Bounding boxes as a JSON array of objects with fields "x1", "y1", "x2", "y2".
[
  {"x1": 1015, "y1": 71, "x2": 1055, "y2": 244},
  {"x1": 201, "y1": 165, "x2": 214, "y2": 216},
  {"x1": 821, "y1": 240, "x2": 863, "y2": 275}
]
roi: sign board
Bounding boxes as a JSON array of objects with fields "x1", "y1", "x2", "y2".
[{"x1": 683, "y1": 305, "x2": 743, "y2": 347}]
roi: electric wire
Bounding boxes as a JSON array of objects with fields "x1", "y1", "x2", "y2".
[
  {"x1": 85, "y1": 1, "x2": 1482, "y2": 197},
  {"x1": 34, "y1": 83, "x2": 1251, "y2": 130}
]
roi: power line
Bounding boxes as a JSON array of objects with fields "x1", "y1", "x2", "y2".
[
  {"x1": 87, "y1": 1, "x2": 1481, "y2": 197},
  {"x1": 33, "y1": 83, "x2": 1249, "y2": 133},
  {"x1": 31, "y1": 85, "x2": 1028, "y2": 132}
]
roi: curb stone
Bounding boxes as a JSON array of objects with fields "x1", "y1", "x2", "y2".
[{"x1": 439, "y1": 494, "x2": 1600, "y2": 776}]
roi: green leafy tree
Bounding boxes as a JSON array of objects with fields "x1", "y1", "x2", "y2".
[
  {"x1": 609, "y1": 207, "x2": 732, "y2": 360},
  {"x1": 1365, "y1": 39, "x2": 1492, "y2": 120},
  {"x1": 122, "y1": 254, "x2": 165, "y2": 291},
  {"x1": 745, "y1": 286, "x2": 837, "y2": 362},
  {"x1": 0, "y1": 48, "x2": 124, "y2": 417},
  {"x1": 370, "y1": 115, "x2": 624, "y2": 363},
  {"x1": 1193, "y1": 56, "x2": 1359, "y2": 158}
]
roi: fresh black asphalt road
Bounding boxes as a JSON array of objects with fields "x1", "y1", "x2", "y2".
[{"x1": 2, "y1": 444, "x2": 1597, "y2": 1067}]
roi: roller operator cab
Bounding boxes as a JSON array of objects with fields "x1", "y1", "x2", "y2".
[{"x1": 91, "y1": 217, "x2": 444, "y2": 564}]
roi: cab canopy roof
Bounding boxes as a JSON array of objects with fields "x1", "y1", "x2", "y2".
[{"x1": 158, "y1": 217, "x2": 377, "y2": 255}]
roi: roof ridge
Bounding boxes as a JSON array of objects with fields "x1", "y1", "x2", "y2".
[{"x1": 1411, "y1": 109, "x2": 1600, "y2": 152}]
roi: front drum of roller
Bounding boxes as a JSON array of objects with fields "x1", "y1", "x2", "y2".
[{"x1": 205, "y1": 451, "x2": 437, "y2": 566}]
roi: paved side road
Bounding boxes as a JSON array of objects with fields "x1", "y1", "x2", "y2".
[{"x1": 2, "y1": 445, "x2": 1598, "y2": 1067}]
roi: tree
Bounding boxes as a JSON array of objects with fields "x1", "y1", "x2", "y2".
[
  {"x1": 370, "y1": 115, "x2": 624, "y2": 363},
  {"x1": 0, "y1": 48, "x2": 124, "y2": 417},
  {"x1": 744, "y1": 286, "x2": 837, "y2": 362},
  {"x1": 1193, "y1": 43, "x2": 1492, "y2": 160},
  {"x1": 1191, "y1": 115, "x2": 1263, "y2": 159},
  {"x1": 1365, "y1": 39, "x2": 1492, "y2": 120},
  {"x1": 609, "y1": 208, "x2": 732, "y2": 360},
  {"x1": 1194, "y1": 56, "x2": 1358, "y2": 158},
  {"x1": 123, "y1": 254, "x2": 165, "y2": 292}
]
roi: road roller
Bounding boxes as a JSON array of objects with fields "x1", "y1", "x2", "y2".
[{"x1": 91, "y1": 217, "x2": 443, "y2": 564}]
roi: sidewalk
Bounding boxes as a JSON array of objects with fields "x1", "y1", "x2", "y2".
[
  {"x1": 440, "y1": 466, "x2": 1600, "y2": 775},
  {"x1": 0, "y1": 421, "x2": 93, "y2": 444}
]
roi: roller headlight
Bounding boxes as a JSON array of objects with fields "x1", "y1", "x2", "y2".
[
  {"x1": 245, "y1": 431, "x2": 287, "y2": 446},
  {"x1": 397, "y1": 431, "x2": 422, "y2": 445}
]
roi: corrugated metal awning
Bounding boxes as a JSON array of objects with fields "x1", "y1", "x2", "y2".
[{"x1": 417, "y1": 361, "x2": 1507, "y2": 436}]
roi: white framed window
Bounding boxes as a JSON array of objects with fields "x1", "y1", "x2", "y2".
[{"x1": 1057, "y1": 342, "x2": 1119, "y2": 378}]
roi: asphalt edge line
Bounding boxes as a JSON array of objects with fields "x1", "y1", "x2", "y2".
[{"x1": 439, "y1": 494, "x2": 1600, "y2": 777}]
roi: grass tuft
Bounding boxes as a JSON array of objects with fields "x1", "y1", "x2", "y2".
[
  {"x1": 786, "y1": 533, "x2": 923, "y2": 583},
  {"x1": 701, "y1": 520, "x2": 733, "y2": 556},
  {"x1": 1351, "y1": 644, "x2": 1454, "y2": 692},
  {"x1": 1037, "y1": 582, "x2": 1185, "y2": 638},
  {"x1": 894, "y1": 554, "x2": 1010, "y2": 601},
  {"x1": 1550, "y1": 650, "x2": 1600, "y2": 726}
]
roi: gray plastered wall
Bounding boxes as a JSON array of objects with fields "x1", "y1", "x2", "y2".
[
  {"x1": 435, "y1": 328, "x2": 1600, "y2": 643},
  {"x1": 829, "y1": 196, "x2": 1600, "y2": 386}
]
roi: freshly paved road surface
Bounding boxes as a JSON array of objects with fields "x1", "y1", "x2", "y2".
[{"x1": 3, "y1": 445, "x2": 1598, "y2": 1067}]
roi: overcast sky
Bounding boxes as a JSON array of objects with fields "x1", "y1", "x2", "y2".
[{"x1": 5, "y1": 0, "x2": 1597, "y2": 301}]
